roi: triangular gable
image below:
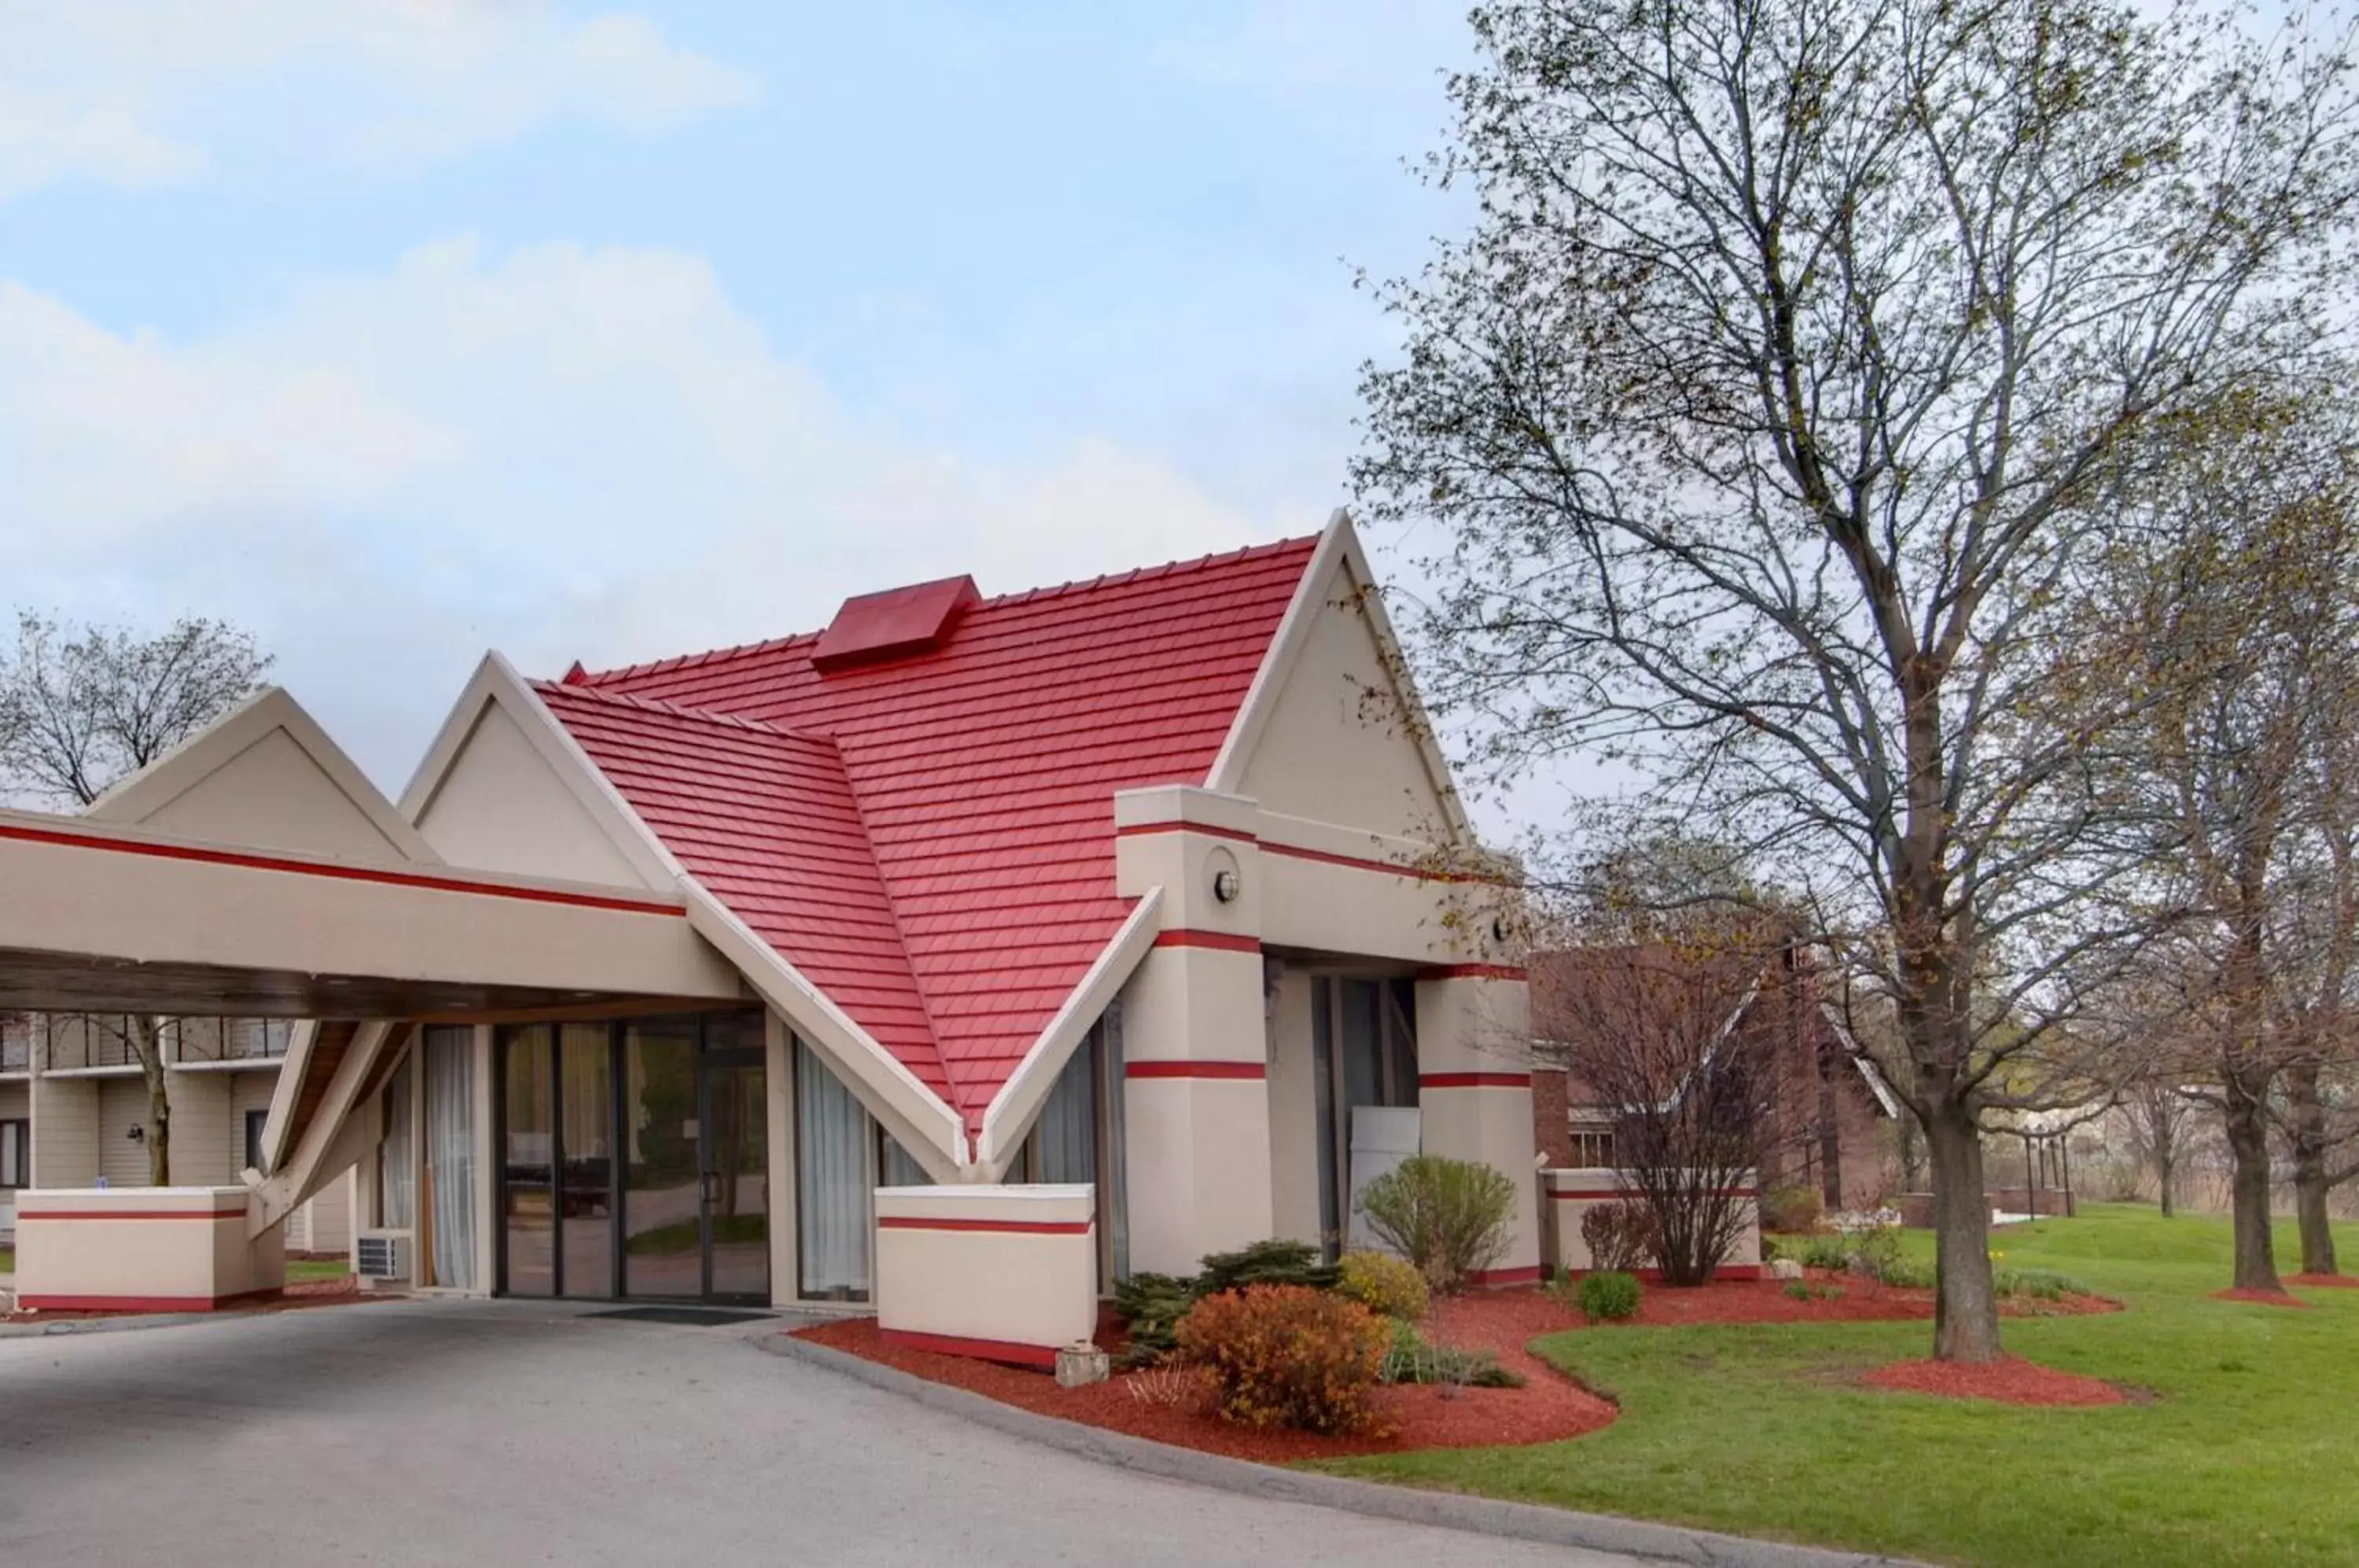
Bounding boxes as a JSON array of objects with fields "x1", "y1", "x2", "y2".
[
  {"x1": 399, "y1": 655, "x2": 676, "y2": 892},
  {"x1": 1210, "y1": 512, "x2": 1474, "y2": 845},
  {"x1": 86, "y1": 688, "x2": 439, "y2": 865}
]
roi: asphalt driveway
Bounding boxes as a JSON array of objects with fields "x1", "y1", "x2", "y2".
[{"x1": 0, "y1": 1300, "x2": 1643, "y2": 1566}]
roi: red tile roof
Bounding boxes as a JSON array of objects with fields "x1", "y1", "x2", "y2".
[{"x1": 539, "y1": 536, "x2": 1322, "y2": 1130}]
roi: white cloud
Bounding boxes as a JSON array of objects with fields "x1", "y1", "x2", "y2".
[
  {"x1": 0, "y1": 2, "x2": 758, "y2": 200},
  {"x1": 0, "y1": 239, "x2": 1294, "y2": 787}
]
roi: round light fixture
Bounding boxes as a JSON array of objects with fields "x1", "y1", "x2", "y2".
[{"x1": 1212, "y1": 868, "x2": 1242, "y2": 904}]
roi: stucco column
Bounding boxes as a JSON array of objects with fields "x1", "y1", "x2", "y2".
[
  {"x1": 1414, "y1": 966, "x2": 1541, "y2": 1283},
  {"x1": 1113, "y1": 785, "x2": 1274, "y2": 1277}
]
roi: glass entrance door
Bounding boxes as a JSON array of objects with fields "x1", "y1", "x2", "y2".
[
  {"x1": 702, "y1": 1050, "x2": 769, "y2": 1303},
  {"x1": 501, "y1": 1011, "x2": 768, "y2": 1304}
]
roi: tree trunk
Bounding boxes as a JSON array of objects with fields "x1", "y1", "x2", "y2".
[
  {"x1": 2153, "y1": 1103, "x2": 2177, "y2": 1218},
  {"x1": 2287, "y1": 1063, "x2": 2338, "y2": 1277},
  {"x1": 2222, "y1": 1066, "x2": 2284, "y2": 1293},
  {"x1": 1923, "y1": 1099, "x2": 2003, "y2": 1364},
  {"x1": 131, "y1": 1014, "x2": 171, "y2": 1186}
]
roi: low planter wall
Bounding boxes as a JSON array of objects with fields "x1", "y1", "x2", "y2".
[
  {"x1": 1898, "y1": 1188, "x2": 2074, "y2": 1228},
  {"x1": 874, "y1": 1183, "x2": 1096, "y2": 1368},
  {"x1": 14, "y1": 1187, "x2": 286, "y2": 1311},
  {"x1": 1540, "y1": 1168, "x2": 1762, "y2": 1282}
]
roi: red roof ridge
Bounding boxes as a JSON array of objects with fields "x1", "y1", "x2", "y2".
[
  {"x1": 572, "y1": 532, "x2": 1322, "y2": 688},
  {"x1": 534, "y1": 677, "x2": 805, "y2": 738}
]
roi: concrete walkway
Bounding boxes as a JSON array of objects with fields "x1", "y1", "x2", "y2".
[{"x1": 0, "y1": 1299, "x2": 1650, "y2": 1566}]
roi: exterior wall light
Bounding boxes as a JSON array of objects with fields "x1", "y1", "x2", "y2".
[{"x1": 1212, "y1": 868, "x2": 1242, "y2": 904}]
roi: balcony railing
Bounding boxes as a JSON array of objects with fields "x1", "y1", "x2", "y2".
[{"x1": 2, "y1": 1014, "x2": 294, "y2": 1072}]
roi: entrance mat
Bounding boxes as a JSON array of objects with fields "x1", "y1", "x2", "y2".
[{"x1": 584, "y1": 1306, "x2": 775, "y2": 1327}]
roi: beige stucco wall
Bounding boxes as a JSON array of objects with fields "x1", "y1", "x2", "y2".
[
  {"x1": 1415, "y1": 974, "x2": 1540, "y2": 1279},
  {"x1": 0, "y1": 815, "x2": 739, "y2": 1005},
  {"x1": 1236, "y1": 564, "x2": 1455, "y2": 841},
  {"x1": 412, "y1": 702, "x2": 655, "y2": 889},
  {"x1": 874, "y1": 1185, "x2": 1098, "y2": 1362},
  {"x1": 1540, "y1": 1168, "x2": 1763, "y2": 1275},
  {"x1": 15, "y1": 1187, "x2": 285, "y2": 1308},
  {"x1": 135, "y1": 727, "x2": 412, "y2": 863},
  {"x1": 1265, "y1": 968, "x2": 1322, "y2": 1247}
]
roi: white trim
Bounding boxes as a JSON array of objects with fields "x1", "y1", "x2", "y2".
[
  {"x1": 1820, "y1": 1003, "x2": 1904, "y2": 1118},
  {"x1": 683, "y1": 885, "x2": 969, "y2": 1173},
  {"x1": 1204, "y1": 510, "x2": 1474, "y2": 845},
  {"x1": 973, "y1": 888, "x2": 1164, "y2": 1172},
  {"x1": 252, "y1": 1021, "x2": 403, "y2": 1236},
  {"x1": 86, "y1": 687, "x2": 443, "y2": 865},
  {"x1": 396, "y1": 653, "x2": 679, "y2": 891}
]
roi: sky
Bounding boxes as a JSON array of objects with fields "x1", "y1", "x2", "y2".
[{"x1": 0, "y1": 1, "x2": 1491, "y2": 808}]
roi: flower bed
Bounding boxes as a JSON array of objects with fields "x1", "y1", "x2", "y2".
[
  {"x1": 793, "y1": 1288, "x2": 1617, "y2": 1463},
  {"x1": 2211, "y1": 1286, "x2": 2310, "y2": 1308},
  {"x1": 1863, "y1": 1356, "x2": 2125, "y2": 1407},
  {"x1": 2288, "y1": 1273, "x2": 2359, "y2": 1290}
]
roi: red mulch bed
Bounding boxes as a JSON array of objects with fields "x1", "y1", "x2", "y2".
[
  {"x1": 2212, "y1": 1286, "x2": 2310, "y2": 1308},
  {"x1": 2289, "y1": 1273, "x2": 2359, "y2": 1290},
  {"x1": 1864, "y1": 1355, "x2": 2125, "y2": 1407},
  {"x1": 2, "y1": 1275, "x2": 369, "y2": 1326},
  {"x1": 794, "y1": 1290, "x2": 1618, "y2": 1462}
]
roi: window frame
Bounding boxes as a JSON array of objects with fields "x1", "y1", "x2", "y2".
[{"x1": 0, "y1": 1117, "x2": 28, "y2": 1188}]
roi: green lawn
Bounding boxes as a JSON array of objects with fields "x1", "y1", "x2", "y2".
[
  {"x1": 288, "y1": 1258, "x2": 349, "y2": 1283},
  {"x1": 1318, "y1": 1205, "x2": 2358, "y2": 1568},
  {"x1": 0, "y1": 1246, "x2": 13, "y2": 1275}
]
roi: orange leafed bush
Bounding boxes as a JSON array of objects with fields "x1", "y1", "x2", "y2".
[{"x1": 1174, "y1": 1283, "x2": 1391, "y2": 1434}]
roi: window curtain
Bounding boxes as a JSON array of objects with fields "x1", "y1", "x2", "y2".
[
  {"x1": 1035, "y1": 1039, "x2": 1097, "y2": 1186},
  {"x1": 380, "y1": 1053, "x2": 416, "y2": 1230},
  {"x1": 796, "y1": 1040, "x2": 871, "y2": 1300},
  {"x1": 1100, "y1": 1005, "x2": 1129, "y2": 1281},
  {"x1": 424, "y1": 1028, "x2": 477, "y2": 1290},
  {"x1": 879, "y1": 1134, "x2": 933, "y2": 1189}
]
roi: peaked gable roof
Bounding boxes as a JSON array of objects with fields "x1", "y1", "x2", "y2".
[{"x1": 541, "y1": 536, "x2": 1320, "y2": 1129}]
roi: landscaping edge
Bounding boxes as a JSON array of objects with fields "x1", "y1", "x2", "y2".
[{"x1": 758, "y1": 1331, "x2": 1931, "y2": 1568}]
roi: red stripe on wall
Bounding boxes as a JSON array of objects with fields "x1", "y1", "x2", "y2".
[
  {"x1": 1124, "y1": 1060, "x2": 1266, "y2": 1081},
  {"x1": 1114, "y1": 822, "x2": 1260, "y2": 845},
  {"x1": 1421, "y1": 964, "x2": 1528, "y2": 982},
  {"x1": 0, "y1": 822, "x2": 686, "y2": 917},
  {"x1": 1152, "y1": 929, "x2": 1261, "y2": 952},
  {"x1": 18, "y1": 1208, "x2": 247, "y2": 1222},
  {"x1": 876, "y1": 1216, "x2": 1094, "y2": 1235},
  {"x1": 1418, "y1": 1072, "x2": 1533, "y2": 1090},
  {"x1": 878, "y1": 1329, "x2": 1060, "y2": 1369}
]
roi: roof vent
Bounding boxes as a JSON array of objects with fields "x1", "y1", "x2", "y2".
[{"x1": 811, "y1": 575, "x2": 981, "y2": 673}]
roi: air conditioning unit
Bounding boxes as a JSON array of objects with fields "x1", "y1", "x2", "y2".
[{"x1": 355, "y1": 1230, "x2": 411, "y2": 1283}]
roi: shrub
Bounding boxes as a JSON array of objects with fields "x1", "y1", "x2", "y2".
[
  {"x1": 1798, "y1": 1234, "x2": 1853, "y2": 1272},
  {"x1": 1357, "y1": 1155, "x2": 1517, "y2": 1293},
  {"x1": 1580, "y1": 1198, "x2": 1659, "y2": 1273},
  {"x1": 1847, "y1": 1224, "x2": 1906, "y2": 1284},
  {"x1": 1196, "y1": 1238, "x2": 1341, "y2": 1296},
  {"x1": 1378, "y1": 1317, "x2": 1528, "y2": 1389},
  {"x1": 1783, "y1": 1279, "x2": 1812, "y2": 1301},
  {"x1": 1125, "y1": 1362, "x2": 1214, "y2": 1412},
  {"x1": 1175, "y1": 1284, "x2": 1389, "y2": 1434},
  {"x1": 1113, "y1": 1272, "x2": 1198, "y2": 1365},
  {"x1": 1576, "y1": 1270, "x2": 1643, "y2": 1322},
  {"x1": 1337, "y1": 1250, "x2": 1430, "y2": 1322},
  {"x1": 1996, "y1": 1268, "x2": 2085, "y2": 1301},
  {"x1": 1113, "y1": 1264, "x2": 1198, "y2": 1367},
  {"x1": 1761, "y1": 1183, "x2": 1826, "y2": 1235}
]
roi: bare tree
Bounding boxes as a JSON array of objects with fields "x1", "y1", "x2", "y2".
[
  {"x1": 2067, "y1": 390, "x2": 2359, "y2": 1289},
  {"x1": 1533, "y1": 914, "x2": 1792, "y2": 1283},
  {"x1": 1356, "y1": 0, "x2": 2358, "y2": 1359},
  {"x1": 0, "y1": 613, "x2": 272, "y2": 1183},
  {"x1": 2120, "y1": 1077, "x2": 2196, "y2": 1220}
]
